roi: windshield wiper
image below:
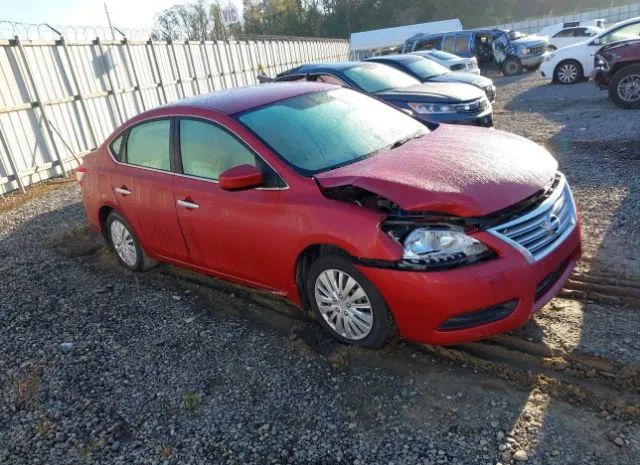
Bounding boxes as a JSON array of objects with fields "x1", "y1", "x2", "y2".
[{"x1": 390, "y1": 132, "x2": 424, "y2": 149}]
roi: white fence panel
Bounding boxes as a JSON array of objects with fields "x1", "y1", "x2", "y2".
[{"x1": 0, "y1": 36, "x2": 348, "y2": 195}]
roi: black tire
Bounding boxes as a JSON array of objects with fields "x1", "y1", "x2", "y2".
[
  {"x1": 553, "y1": 60, "x2": 583, "y2": 84},
  {"x1": 608, "y1": 64, "x2": 640, "y2": 109},
  {"x1": 502, "y1": 57, "x2": 523, "y2": 76},
  {"x1": 306, "y1": 255, "x2": 394, "y2": 349},
  {"x1": 106, "y1": 212, "x2": 157, "y2": 272}
]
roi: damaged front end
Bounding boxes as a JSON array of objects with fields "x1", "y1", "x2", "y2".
[{"x1": 317, "y1": 174, "x2": 560, "y2": 272}]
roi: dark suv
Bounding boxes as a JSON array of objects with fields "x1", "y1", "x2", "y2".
[{"x1": 594, "y1": 39, "x2": 640, "y2": 109}]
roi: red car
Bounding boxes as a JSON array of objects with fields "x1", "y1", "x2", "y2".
[
  {"x1": 79, "y1": 83, "x2": 581, "y2": 348},
  {"x1": 594, "y1": 39, "x2": 640, "y2": 109}
]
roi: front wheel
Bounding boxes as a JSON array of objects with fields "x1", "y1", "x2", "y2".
[
  {"x1": 609, "y1": 64, "x2": 640, "y2": 109},
  {"x1": 554, "y1": 60, "x2": 583, "y2": 84},
  {"x1": 502, "y1": 57, "x2": 523, "y2": 76},
  {"x1": 306, "y1": 255, "x2": 393, "y2": 348}
]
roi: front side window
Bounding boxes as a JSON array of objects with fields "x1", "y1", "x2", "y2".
[
  {"x1": 179, "y1": 119, "x2": 257, "y2": 181},
  {"x1": 125, "y1": 119, "x2": 171, "y2": 171},
  {"x1": 343, "y1": 64, "x2": 419, "y2": 93},
  {"x1": 238, "y1": 89, "x2": 428, "y2": 174},
  {"x1": 598, "y1": 22, "x2": 640, "y2": 44}
]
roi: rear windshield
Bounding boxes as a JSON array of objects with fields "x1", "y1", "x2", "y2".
[
  {"x1": 237, "y1": 89, "x2": 427, "y2": 175},
  {"x1": 343, "y1": 64, "x2": 420, "y2": 93}
]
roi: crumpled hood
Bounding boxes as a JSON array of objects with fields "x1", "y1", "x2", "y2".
[
  {"x1": 377, "y1": 82, "x2": 483, "y2": 103},
  {"x1": 315, "y1": 125, "x2": 558, "y2": 217},
  {"x1": 599, "y1": 38, "x2": 640, "y2": 53}
]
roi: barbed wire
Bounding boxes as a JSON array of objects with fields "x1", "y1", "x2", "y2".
[{"x1": 0, "y1": 21, "x2": 153, "y2": 41}]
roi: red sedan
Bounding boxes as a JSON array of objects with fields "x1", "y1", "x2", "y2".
[{"x1": 79, "y1": 83, "x2": 581, "y2": 348}]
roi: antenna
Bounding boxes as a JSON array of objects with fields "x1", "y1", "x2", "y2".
[{"x1": 104, "y1": 2, "x2": 115, "y2": 40}]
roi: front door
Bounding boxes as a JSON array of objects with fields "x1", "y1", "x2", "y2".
[
  {"x1": 111, "y1": 118, "x2": 189, "y2": 261},
  {"x1": 172, "y1": 117, "x2": 284, "y2": 289}
]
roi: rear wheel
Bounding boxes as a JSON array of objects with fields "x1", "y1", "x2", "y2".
[
  {"x1": 106, "y1": 212, "x2": 157, "y2": 272},
  {"x1": 554, "y1": 60, "x2": 583, "y2": 84},
  {"x1": 608, "y1": 64, "x2": 640, "y2": 109},
  {"x1": 502, "y1": 57, "x2": 523, "y2": 76},
  {"x1": 306, "y1": 255, "x2": 393, "y2": 348}
]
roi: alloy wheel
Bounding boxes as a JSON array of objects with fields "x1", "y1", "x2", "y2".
[
  {"x1": 314, "y1": 269, "x2": 373, "y2": 340},
  {"x1": 110, "y1": 220, "x2": 137, "y2": 267},
  {"x1": 557, "y1": 63, "x2": 578, "y2": 83},
  {"x1": 617, "y1": 73, "x2": 640, "y2": 103}
]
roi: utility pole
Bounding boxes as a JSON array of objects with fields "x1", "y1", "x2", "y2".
[{"x1": 104, "y1": 2, "x2": 115, "y2": 40}]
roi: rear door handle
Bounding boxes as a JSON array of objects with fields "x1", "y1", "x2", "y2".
[
  {"x1": 178, "y1": 199, "x2": 200, "y2": 210},
  {"x1": 115, "y1": 187, "x2": 131, "y2": 196}
]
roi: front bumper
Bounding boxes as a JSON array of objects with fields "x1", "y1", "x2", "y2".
[
  {"x1": 521, "y1": 54, "x2": 544, "y2": 67},
  {"x1": 357, "y1": 225, "x2": 581, "y2": 345},
  {"x1": 539, "y1": 60, "x2": 555, "y2": 80},
  {"x1": 593, "y1": 69, "x2": 611, "y2": 89}
]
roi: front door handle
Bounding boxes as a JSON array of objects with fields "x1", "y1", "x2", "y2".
[
  {"x1": 178, "y1": 199, "x2": 200, "y2": 210},
  {"x1": 115, "y1": 186, "x2": 131, "y2": 196}
]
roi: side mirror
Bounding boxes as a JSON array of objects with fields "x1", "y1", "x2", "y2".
[{"x1": 219, "y1": 164, "x2": 264, "y2": 191}]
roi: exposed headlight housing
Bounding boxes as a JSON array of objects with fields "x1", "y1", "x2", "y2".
[
  {"x1": 407, "y1": 102, "x2": 455, "y2": 114},
  {"x1": 595, "y1": 54, "x2": 609, "y2": 71},
  {"x1": 385, "y1": 224, "x2": 493, "y2": 270},
  {"x1": 521, "y1": 47, "x2": 530, "y2": 56},
  {"x1": 544, "y1": 53, "x2": 555, "y2": 62}
]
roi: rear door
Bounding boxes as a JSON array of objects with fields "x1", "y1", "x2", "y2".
[
  {"x1": 172, "y1": 117, "x2": 284, "y2": 288},
  {"x1": 110, "y1": 118, "x2": 189, "y2": 261}
]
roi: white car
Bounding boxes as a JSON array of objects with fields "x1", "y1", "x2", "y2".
[
  {"x1": 538, "y1": 19, "x2": 605, "y2": 39},
  {"x1": 410, "y1": 50, "x2": 481, "y2": 75},
  {"x1": 540, "y1": 16, "x2": 640, "y2": 84},
  {"x1": 546, "y1": 26, "x2": 602, "y2": 51}
]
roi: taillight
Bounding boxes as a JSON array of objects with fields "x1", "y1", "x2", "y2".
[{"x1": 76, "y1": 166, "x2": 87, "y2": 184}]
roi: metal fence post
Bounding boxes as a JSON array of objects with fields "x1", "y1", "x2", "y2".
[
  {"x1": 123, "y1": 38, "x2": 146, "y2": 111},
  {"x1": 201, "y1": 41, "x2": 217, "y2": 92},
  {"x1": 95, "y1": 37, "x2": 125, "y2": 126},
  {"x1": 60, "y1": 36, "x2": 99, "y2": 149},
  {"x1": 168, "y1": 40, "x2": 187, "y2": 98},
  {"x1": 185, "y1": 42, "x2": 202, "y2": 95},
  {"x1": 147, "y1": 40, "x2": 168, "y2": 104},
  {"x1": 0, "y1": 125, "x2": 25, "y2": 193},
  {"x1": 13, "y1": 36, "x2": 67, "y2": 177}
]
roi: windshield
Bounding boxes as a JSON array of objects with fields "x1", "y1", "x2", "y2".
[
  {"x1": 343, "y1": 64, "x2": 420, "y2": 92},
  {"x1": 237, "y1": 89, "x2": 428, "y2": 174},
  {"x1": 598, "y1": 22, "x2": 640, "y2": 44},
  {"x1": 402, "y1": 58, "x2": 449, "y2": 79}
]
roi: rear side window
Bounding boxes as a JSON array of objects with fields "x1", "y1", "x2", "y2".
[
  {"x1": 553, "y1": 28, "x2": 574, "y2": 38},
  {"x1": 125, "y1": 120, "x2": 171, "y2": 171},
  {"x1": 442, "y1": 35, "x2": 455, "y2": 53},
  {"x1": 414, "y1": 36, "x2": 442, "y2": 51},
  {"x1": 110, "y1": 135, "x2": 124, "y2": 161}
]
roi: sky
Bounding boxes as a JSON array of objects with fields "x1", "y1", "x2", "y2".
[{"x1": 0, "y1": 0, "x2": 242, "y2": 30}]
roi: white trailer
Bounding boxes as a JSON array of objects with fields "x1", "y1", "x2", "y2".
[{"x1": 349, "y1": 18, "x2": 462, "y2": 60}]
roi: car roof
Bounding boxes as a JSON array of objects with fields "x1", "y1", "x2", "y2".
[
  {"x1": 367, "y1": 54, "x2": 423, "y2": 64},
  {"x1": 407, "y1": 28, "x2": 497, "y2": 41},
  {"x1": 160, "y1": 82, "x2": 335, "y2": 115},
  {"x1": 279, "y1": 61, "x2": 377, "y2": 76}
]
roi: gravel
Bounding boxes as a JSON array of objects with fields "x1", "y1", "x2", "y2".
[{"x1": 1, "y1": 73, "x2": 639, "y2": 465}]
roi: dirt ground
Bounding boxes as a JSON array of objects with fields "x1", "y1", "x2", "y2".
[{"x1": 0, "y1": 72, "x2": 639, "y2": 465}]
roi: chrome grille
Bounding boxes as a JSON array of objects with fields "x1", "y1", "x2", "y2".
[
  {"x1": 489, "y1": 175, "x2": 577, "y2": 262},
  {"x1": 529, "y1": 44, "x2": 546, "y2": 55}
]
